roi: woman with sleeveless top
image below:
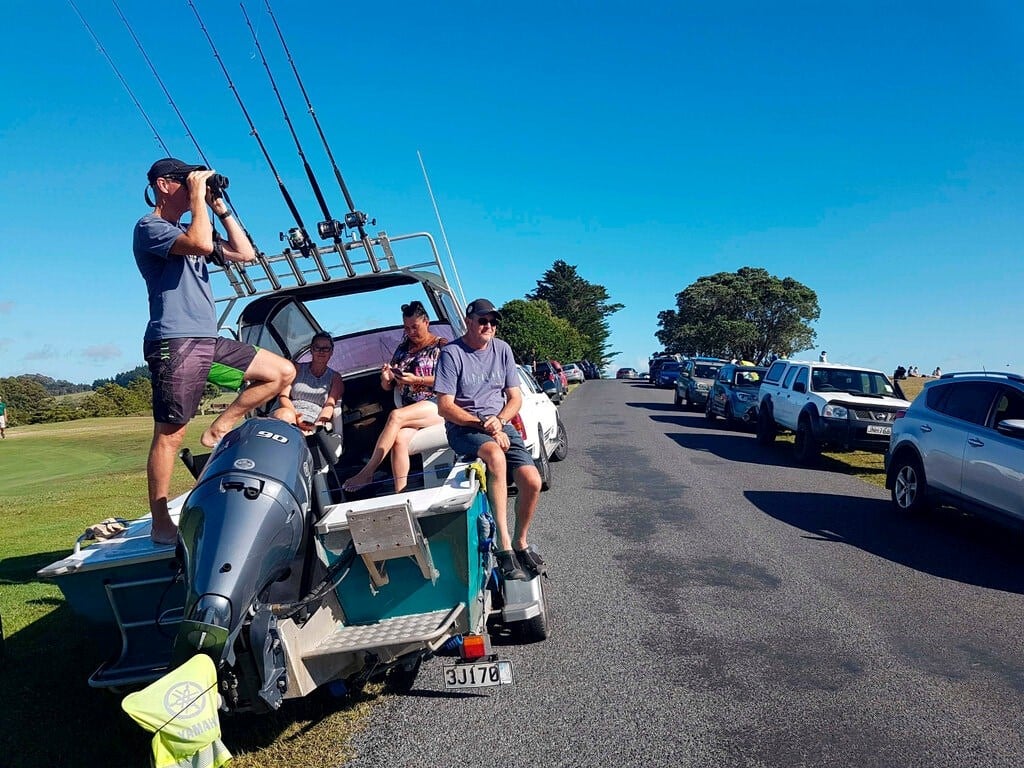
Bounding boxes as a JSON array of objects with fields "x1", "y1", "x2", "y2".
[
  {"x1": 343, "y1": 301, "x2": 447, "y2": 493},
  {"x1": 273, "y1": 332, "x2": 344, "y2": 434}
]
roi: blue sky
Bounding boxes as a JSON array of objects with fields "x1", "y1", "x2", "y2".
[{"x1": 1, "y1": 1, "x2": 1022, "y2": 383}]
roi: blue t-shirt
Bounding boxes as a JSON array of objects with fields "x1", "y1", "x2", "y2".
[
  {"x1": 434, "y1": 337, "x2": 518, "y2": 419},
  {"x1": 133, "y1": 214, "x2": 218, "y2": 341}
]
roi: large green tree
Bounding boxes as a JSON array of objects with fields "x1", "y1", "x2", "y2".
[
  {"x1": 526, "y1": 260, "x2": 623, "y2": 366},
  {"x1": 498, "y1": 299, "x2": 588, "y2": 365},
  {"x1": 656, "y1": 267, "x2": 819, "y2": 363}
]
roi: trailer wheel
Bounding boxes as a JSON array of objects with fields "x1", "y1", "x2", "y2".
[
  {"x1": 384, "y1": 657, "x2": 423, "y2": 694},
  {"x1": 517, "y1": 577, "x2": 550, "y2": 643}
]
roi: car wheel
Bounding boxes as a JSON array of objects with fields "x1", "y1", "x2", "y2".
[
  {"x1": 756, "y1": 407, "x2": 776, "y2": 445},
  {"x1": 551, "y1": 417, "x2": 568, "y2": 462},
  {"x1": 535, "y1": 428, "x2": 552, "y2": 491},
  {"x1": 705, "y1": 398, "x2": 716, "y2": 421},
  {"x1": 793, "y1": 418, "x2": 820, "y2": 464},
  {"x1": 891, "y1": 454, "x2": 929, "y2": 514}
]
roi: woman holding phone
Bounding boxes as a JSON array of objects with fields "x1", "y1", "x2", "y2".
[{"x1": 343, "y1": 301, "x2": 447, "y2": 493}]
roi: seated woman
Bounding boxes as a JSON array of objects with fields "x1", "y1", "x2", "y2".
[
  {"x1": 343, "y1": 301, "x2": 447, "y2": 493},
  {"x1": 273, "y1": 332, "x2": 344, "y2": 435}
]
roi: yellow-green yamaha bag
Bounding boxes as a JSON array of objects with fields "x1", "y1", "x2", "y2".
[{"x1": 121, "y1": 654, "x2": 231, "y2": 768}]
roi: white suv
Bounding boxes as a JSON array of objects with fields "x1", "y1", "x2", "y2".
[{"x1": 886, "y1": 371, "x2": 1024, "y2": 524}]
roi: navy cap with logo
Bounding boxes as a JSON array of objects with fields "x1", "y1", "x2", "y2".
[
  {"x1": 465, "y1": 298, "x2": 502, "y2": 320},
  {"x1": 147, "y1": 158, "x2": 205, "y2": 184}
]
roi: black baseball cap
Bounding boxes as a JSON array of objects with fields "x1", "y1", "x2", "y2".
[
  {"x1": 465, "y1": 298, "x2": 502, "y2": 320},
  {"x1": 147, "y1": 158, "x2": 205, "y2": 184}
]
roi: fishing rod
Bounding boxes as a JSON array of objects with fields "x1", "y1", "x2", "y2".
[
  {"x1": 263, "y1": 0, "x2": 380, "y2": 273},
  {"x1": 239, "y1": 2, "x2": 348, "y2": 279},
  {"x1": 110, "y1": 0, "x2": 262, "y2": 296},
  {"x1": 67, "y1": 0, "x2": 170, "y2": 156},
  {"x1": 187, "y1": 0, "x2": 315, "y2": 285}
]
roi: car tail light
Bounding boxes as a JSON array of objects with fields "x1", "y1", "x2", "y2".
[
  {"x1": 893, "y1": 409, "x2": 906, "y2": 420},
  {"x1": 510, "y1": 413, "x2": 527, "y2": 441},
  {"x1": 459, "y1": 633, "x2": 490, "y2": 661}
]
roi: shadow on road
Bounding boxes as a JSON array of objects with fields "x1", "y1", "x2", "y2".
[
  {"x1": 656, "y1": 421, "x2": 796, "y2": 468},
  {"x1": 746, "y1": 490, "x2": 1024, "y2": 594},
  {"x1": 626, "y1": 401, "x2": 678, "y2": 412}
]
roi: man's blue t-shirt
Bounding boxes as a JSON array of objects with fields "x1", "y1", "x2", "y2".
[
  {"x1": 133, "y1": 214, "x2": 217, "y2": 341},
  {"x1": 434, "y1": 337, "x2": 518, "y2": 419}
]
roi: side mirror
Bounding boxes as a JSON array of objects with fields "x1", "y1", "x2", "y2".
[{"x1": 996, "y1": 419, "x2": 1024, "y2": 438}]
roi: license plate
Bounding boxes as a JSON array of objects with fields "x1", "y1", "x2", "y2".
[
  {"x1": 442, "y1": 660, "x2": 514, "y2": 689},
  {"x1": 866, "y1": 424, "x2": 891, "y2": 436}
]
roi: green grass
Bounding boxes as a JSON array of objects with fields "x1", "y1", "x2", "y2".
[{"x1": 0, "y1": 417, "x2": 380, "y2": 768}]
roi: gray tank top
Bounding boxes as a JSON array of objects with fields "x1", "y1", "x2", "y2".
[{"x1": 290, "y1": 364, "x2": 337, "y2": 422}]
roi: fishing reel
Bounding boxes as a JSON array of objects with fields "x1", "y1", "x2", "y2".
[
  {"x1": 317, "y1": 219, "x2": 343, "y2": 240},
  {"x1": 282, "y1": 228, "x2": 308, "y2": 251}
]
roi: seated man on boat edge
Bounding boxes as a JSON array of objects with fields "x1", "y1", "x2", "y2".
[{"x1": 434, "y1": 298, "x2": 544, "y2": 581}]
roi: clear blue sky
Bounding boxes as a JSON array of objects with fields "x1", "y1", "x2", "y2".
[{"x1": 1, "y1": 1, "x2": 1022, "y2": 384}]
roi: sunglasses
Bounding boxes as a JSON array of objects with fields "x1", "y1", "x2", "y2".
[{"x1": 475, "y1": 316, "x2": 499, "y2": 327}]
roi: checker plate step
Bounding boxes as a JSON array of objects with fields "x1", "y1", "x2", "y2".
[{"x1": 308, "y1": 605, "x2": 464, "y2": 657}]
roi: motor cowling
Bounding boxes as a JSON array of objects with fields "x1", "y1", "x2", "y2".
[{"x1": 174, "y1": 418, "x2": 313, "y2": 665}]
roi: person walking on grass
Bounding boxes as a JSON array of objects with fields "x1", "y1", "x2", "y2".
[
  {"x1": 434, "y1": 299, "x2": 544, "y2": 581},
  {"x1": 0, "y1": 397, "x2": 6, "y2": 439},
  {"x1": 135, "y1": 158, "x2": 295, "y2": 545}
]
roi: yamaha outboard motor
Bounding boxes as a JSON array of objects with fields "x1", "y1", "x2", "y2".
[{"x1": 173, "y1": 418, "x2": 313, "y2": 711}]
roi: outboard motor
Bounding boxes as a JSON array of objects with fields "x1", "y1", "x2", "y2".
[{"x1": 173, "y1": 418, "x2": 313, "y2": 710}]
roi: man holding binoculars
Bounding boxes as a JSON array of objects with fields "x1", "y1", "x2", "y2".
[{"x1": 134, "y1": 157, "x2": 295, "y2": 545}]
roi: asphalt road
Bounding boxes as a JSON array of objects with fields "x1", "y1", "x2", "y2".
[{"x1": 341, "y1": 379, "x2": 1024, "y2": 768}]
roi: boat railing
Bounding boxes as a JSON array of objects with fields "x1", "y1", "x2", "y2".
[{"x1": 213, "y1": 229, "x2": 452, "y2": 325}]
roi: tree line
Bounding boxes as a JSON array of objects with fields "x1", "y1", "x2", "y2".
[{"x1": 1, "y1": 260, "x2": 623, "y2": 426}]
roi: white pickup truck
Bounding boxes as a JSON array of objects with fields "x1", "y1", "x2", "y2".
[{"x1": 755, "y1": 359, "x2": 910, "y2": 464}]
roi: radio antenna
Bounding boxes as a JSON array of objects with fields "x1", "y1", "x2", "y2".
[
  {"x1": 418, "y1": 150, "x2": 467, "y2": 309},
  {"x1": 263, "y1": 0, "x2": 380, "y2": 272},
  {"x1": 67, "y1": 0, "x2": 169, "y2": 155},
  {"x1": 187, "y1": 0, "x2": 318, "y2": 280}
]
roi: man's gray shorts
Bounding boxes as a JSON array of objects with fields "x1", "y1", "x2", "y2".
[{"x1": 445, "y1": 423, "x2": 534, "y2": 472}]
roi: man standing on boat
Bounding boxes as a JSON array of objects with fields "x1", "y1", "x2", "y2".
[
  {"x1": 134, "y1": 158, "x2": 295, "y2": 545},
  {"x1": 434, "y1": 299, "x2": 544, "y2": 581}
]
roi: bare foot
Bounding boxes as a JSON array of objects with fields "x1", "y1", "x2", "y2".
[
  {"x1": 151, "y1": 522, "x2": 178, "y2": 546},
  {"x1": 200, "y1": 427, "x2": 223, "y2": 448},
  {"x1": 343, "y1": 472, "x2": 373, "y2": 492}
]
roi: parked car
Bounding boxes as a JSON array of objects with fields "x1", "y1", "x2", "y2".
[
  {"x1": 562, "y1": 363, "x2": 586, "y2": 384},
  {"x1": 885, "y1": 371, "x2": 1024, "y2": 525},
  {"x1": 757, "y1": 359, "x2": 909, "y2": 464},
  {"x1": 534, "y1": 360, "x2": 568, "y2": 403},
  {"x1": 675, "y1": 357, "x2": 728, "y2": 410},
  {"x1": 648, "y1": 355, "x2": 678, "y2": 385},
  {"x1": 705, "y1": 364, "x2": 769, "y2": 427},
  {"x1": 655, "y1": 360, "x2": 682, "y2": 388},
  {"x1": 514, "y1": 365, "x2": 570, "y2": 489},
  {"x1": 616, "y1": 367, "x2": 638, "y2": 379},
  {"x1": 579, "y1": 360, "x2": 601, "y2": 379}
]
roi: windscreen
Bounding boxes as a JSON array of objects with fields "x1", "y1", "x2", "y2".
[{"x1": 810, "y1": 367, "x2": 895, "y2": 396}]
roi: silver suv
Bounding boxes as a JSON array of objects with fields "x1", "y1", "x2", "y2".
[{"x1": 886, "y1": 371, "x2": 1024, "y2": 525}]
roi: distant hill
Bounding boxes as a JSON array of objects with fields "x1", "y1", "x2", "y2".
[{"x1": 17, "y1": 373, "x2": 92, "y2": 396}]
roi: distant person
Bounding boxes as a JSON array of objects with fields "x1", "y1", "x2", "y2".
[
  {"x1": 932, "y1": 366, "x2": 942, "y2": 377},
  {"x1": 135, "y1": 157, "x2": 295, "y2": 545},
  {"x1": 0, "y1": 398, "x2": 6, "y2": 439},
  {"x1": 435, "y1": 298, "x2": 544, "y2": 581},
  {"x1": 343, "y1": 301, "x2": 447, "y2": 493},
  {"x1": 819, "y1": 351, "x2": 828, "y2": 362},
  {"x1": 894, "y1": 366, "x2": 907, "y2": 380},
  {"x1": 273, "y1": 332, "x2": 344, "y2": 435}
]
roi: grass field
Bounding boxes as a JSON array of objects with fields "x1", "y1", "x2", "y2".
[{"x1": 0, "y1": 416, "x2": 380, "y2": 768}]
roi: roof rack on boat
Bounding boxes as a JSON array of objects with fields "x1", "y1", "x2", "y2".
[{"x1": 212, "y1": 229, "x2": 451, "y2": 326}]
